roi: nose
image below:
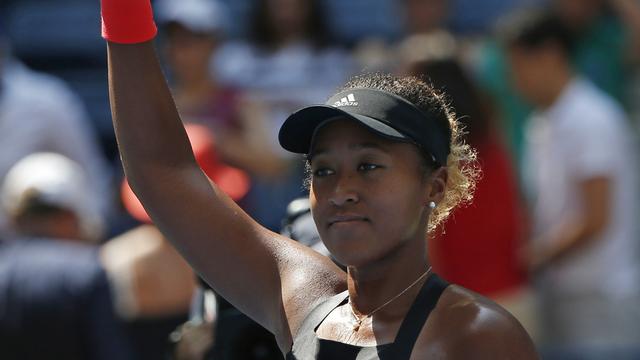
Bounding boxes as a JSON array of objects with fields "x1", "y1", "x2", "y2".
[{"x1": 328, "y1": 172, "x2": 359, "y2": 207}]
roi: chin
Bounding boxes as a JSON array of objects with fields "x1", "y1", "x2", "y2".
[
  {"x1": 329, "y1": 251, "x2": 374, "y2": 269},
  {"x1": 321, "y1": 229, "x2": 381, "y2": 267}
]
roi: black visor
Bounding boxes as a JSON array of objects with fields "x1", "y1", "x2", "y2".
[{"x1": 278, "y1": 88, "x2": 451, "y2": 166}]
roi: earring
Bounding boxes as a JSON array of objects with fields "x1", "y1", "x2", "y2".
[{"x1": 429, "y1": 201, "x2": 436, "y2": 209}]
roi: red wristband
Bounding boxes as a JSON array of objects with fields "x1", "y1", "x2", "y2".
[{"x1": 101, "y1": 0, "x2": 157, "y2": 44}]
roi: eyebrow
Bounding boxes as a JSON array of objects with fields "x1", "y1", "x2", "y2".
[{"x1": 309, "y1": 142, "x2": 390, "y2": 160}]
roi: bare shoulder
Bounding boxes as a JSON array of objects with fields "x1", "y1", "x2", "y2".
[
  {"x1": 412, "y1": 284, "x2": 539, "y2": 360},
  {"x1": 270, "y1": 234, "x2": 347, "y2": 346}
]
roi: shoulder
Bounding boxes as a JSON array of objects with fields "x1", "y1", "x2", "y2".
[
  {"x1": 413, "y1": 285, "x2": 539, "y2": 359},
  {"x1": 4, "y1": 61, "x2": 83, "y2": 107},
  {"x1": 2, "y1": 62, "x2": 90, "y2": 134},
  {"x1": 280, "y1": 239, "x2": 347, "y2": 321},
  {"x1": 41, "y1": 241, "x2": 105, "y2": 283},
  {"x1": 265, "y1": 233, "x2": 347, "y2": 350},
  {"x1": 560, "y1": 79, "x2": 626, "y2": 127},
  {"x1": 1, "y1": 240, "x2": 105, "y2": 297}
]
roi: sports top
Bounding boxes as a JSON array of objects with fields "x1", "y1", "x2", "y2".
[{"x1": 286, "y1": 274, "x2": 449, "y2": 359}]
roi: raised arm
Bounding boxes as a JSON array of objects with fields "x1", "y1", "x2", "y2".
[{"x1": 102, "y1": 0, "x2": 344, "y2": 348}]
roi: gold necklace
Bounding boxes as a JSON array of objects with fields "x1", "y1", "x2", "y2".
[{"x1": 347, "y1": 266, "x2": 433, "y2": 332}]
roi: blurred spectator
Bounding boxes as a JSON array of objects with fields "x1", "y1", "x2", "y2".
[
  {"x1": 102, "y1": 224, "x2": 196, "y2": 360},
  {"x1": 552, "y1": 0, "x2": 640, "y2": 106},
  {"x1": 105, "y1": 124, "x2": 279, "y2": 360},
  {"x1": 404, "y1": 0, "x2": 450, "y2": 35},
  {"x1": 157, "y1": 0, "x2": 232, "y2": 130},
  {"x1": 449, "y1": 0, "x2": 543, "y2": 34},
  {"x1": 475, "y1": 0, "x2": 640, "y2": 169},
  {"x1": 280, "y1": 197, "x2": 329, "y2": 257},
  {"x1": 169, "y1": 280, "x2": 282, "y2": 360},
  {"x1": 102, "y1": 124, "x2": 252, "y2": 360},
  {"x1": 215, "y1": 0, "x2": 353, "y2": 95},
  {"x1": 157, "y1": 0, "x2": 286, "y2": 183},
  {"x1": 168, "y1": 280, "x2": 218, "y2": 360},
  {"x1": 0, "y1": 41, "x2": 111, "y2": 241},
  {"x1": 354, "y1": 0, "x2": 453, "y2": 74},
  {"x1": 101, "y1": 226, "x2": 196, "y2": 321},
  {"x1": 397, "y1": 32, "x2": 535, "y2": 338},
  {"x1": 0, "y1": 153, "x2": 133, "y2": 360},
  {"x1": 213, "y1": 0, "x2": 354, "y2": 230},
  {"x1": 501, "y1": 10, "x2": 640, "y2": 357}
]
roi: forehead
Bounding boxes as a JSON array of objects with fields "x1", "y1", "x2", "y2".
[{"x1": 507, "y1": 46, "x2": 540, "y2": 63}]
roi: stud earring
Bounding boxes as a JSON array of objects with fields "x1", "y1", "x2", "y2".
[{"x1": 429, "y1": 201, "x2": 436, "y2": 209}]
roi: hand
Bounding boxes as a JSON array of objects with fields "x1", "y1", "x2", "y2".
[
  {"x1": 172, "y1": 320, "x2": 215, "y2": 360},
  {"x1": 519, "y1": 242, "x2": 550, "y2": 276}
]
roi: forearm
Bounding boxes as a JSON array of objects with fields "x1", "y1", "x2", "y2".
[
  {"x1": 108, "y1": 41, "x2": 197, "y2": 185},
  {"x1": 531, "y1": 217, "x2": 606, "y2": 270},
  {"x1": 530, "y1": 176, "x2": 611, "y2": 271}
]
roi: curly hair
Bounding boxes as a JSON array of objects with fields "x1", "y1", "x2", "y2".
[{"x1": 306, "y1": 73, "x2": 480, "y2": 233}]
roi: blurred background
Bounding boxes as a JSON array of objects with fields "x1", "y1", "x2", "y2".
[{"x1": 1, "y1": 0, "x2": 639, "y2": 359}]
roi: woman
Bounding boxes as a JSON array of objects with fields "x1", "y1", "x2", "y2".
[{"x1": 100, "y1": 1, "x2": 538, "y2": 358}]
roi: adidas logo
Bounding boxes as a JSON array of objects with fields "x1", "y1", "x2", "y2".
[{"x1": 333, "y1": 93, "x2": 358, "y2": 107}]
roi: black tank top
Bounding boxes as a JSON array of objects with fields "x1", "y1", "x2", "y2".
[{"x1": 285, "y1": 274, "x2": 449, "y2": 360}]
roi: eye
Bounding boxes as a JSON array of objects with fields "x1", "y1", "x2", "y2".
[
  {"x1": 313, "y1": 167, "x2": 335, "y2": 177},
  {"x1": 358, "y1": 163, "x2": 381, "y2": 172}
]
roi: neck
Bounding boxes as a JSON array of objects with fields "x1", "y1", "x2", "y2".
[
  {"x1": 274, "y1": 33, "x2": 305, "y2": 49},
  {"x1": 537, "y1": 68, "x2": 573, "y2": 109},
  {"x1": 346, "y1": 235, "x2": 431, "y2": 322}
]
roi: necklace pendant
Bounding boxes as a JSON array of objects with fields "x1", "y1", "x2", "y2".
[{"x1": 352, "y1": 318, "x2": 362, "y2": 332}]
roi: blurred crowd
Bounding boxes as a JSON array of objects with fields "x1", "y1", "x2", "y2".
[{"x1": 1, "y1": 0, "x2": 640, "y2": 359}]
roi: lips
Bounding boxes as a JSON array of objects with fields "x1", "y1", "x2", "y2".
[{"x1": 328, "y1": 214, "x2": 369, "y2": 226}]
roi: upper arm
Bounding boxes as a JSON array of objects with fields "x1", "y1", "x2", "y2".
[
  {"x1": 143, "y1": 168, "x2": 343, "y2": 336},
  {"x1": 579, "y1": 176, "x2": 611, "y2": 234},
  {"x1": 413, "y1": 288, "x2": 539, "y2": 359},
  {"x1": 562, "y1": 108, "x2": 620, "y2": 233},
  {"x1": 454, "y1": 311, "x2": 539, "y2": 359},
  {"x1": 421, "y1": 308, "x2": 540, "y2": 360}
]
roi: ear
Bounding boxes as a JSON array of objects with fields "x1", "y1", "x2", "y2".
[{"x1": 424, "y1": 167, "x2": 448, "y2": 207}]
